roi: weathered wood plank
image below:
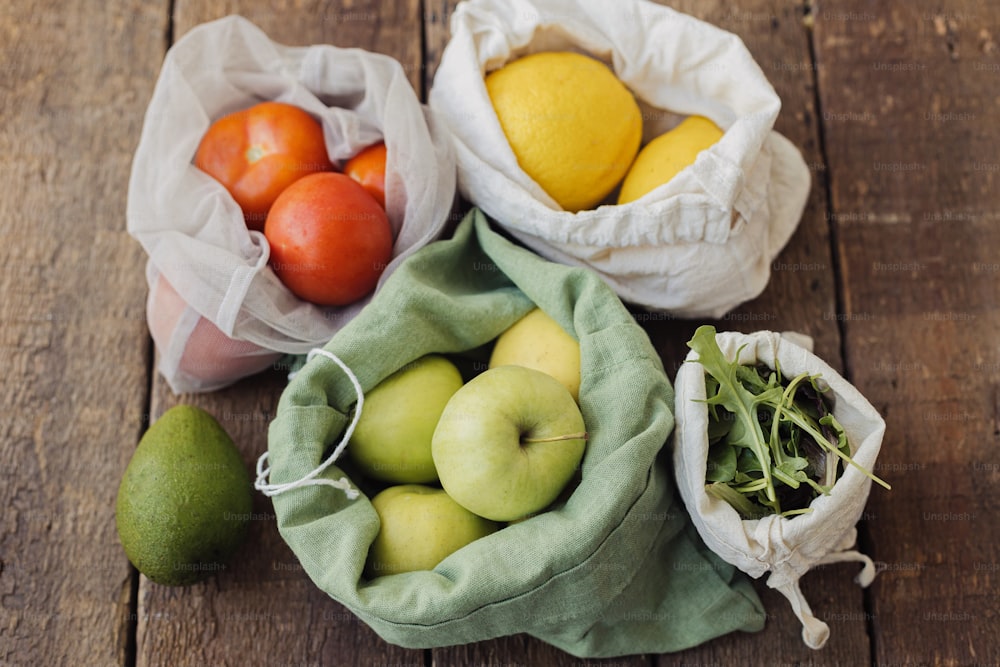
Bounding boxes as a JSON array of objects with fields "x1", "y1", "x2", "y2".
[
  {"x1": 133, "y1": 2, "x2": 427, "y2": 666},
  {"x1": 423, "y1": 2, "x2": 648, "y2": 665},
  {"x1": 137, "y1": 372, "x2": 426, "y2": 667},
  {"x1": 7, "y1": 1, "x2": 992, "y2": 665},
  {"x1": 423, "y1": 0, "x2": 863, "y2": 664},
  {"x1": 174, "y1": 0, "x2": 425, "y2": 94},
  {"x1": 649, "y1": 2, "x2": 871, "y2": 665},
  {"x1": 814, "y1": 1, "x2": 1000, "y2": 664},
  {"x1": 0, "y1": 1, "x2": 165, "y2": 665},
  {"x1": 423, "y1": 0, "x2": 456, "y2": 96}
]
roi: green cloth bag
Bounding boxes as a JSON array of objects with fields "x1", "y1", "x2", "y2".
[{"x1": 262, "y1": 209, "x2": 765, "y2": 657}]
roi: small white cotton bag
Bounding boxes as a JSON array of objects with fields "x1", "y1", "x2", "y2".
[
  {"x1": 428, "y1": 0, "x2": 810, "y2": 317},
  {"x1": 672, "y1": 330, "x2": 887, "y2": 649},
  {"x1": 127, "y1": 15, "x2": 457, "y2": 393}
]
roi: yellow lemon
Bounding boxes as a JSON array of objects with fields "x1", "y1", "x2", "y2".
[
  {"x1": 617, "y1": 115, "x2": 725, "y2": 204},
  {"x1": 485, "y1": 51, "x2": 643, "y2": 212}
]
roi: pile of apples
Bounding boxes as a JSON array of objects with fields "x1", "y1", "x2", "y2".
[{"x1": 348, "y1": 308, "x2": 587, "y2": 577}]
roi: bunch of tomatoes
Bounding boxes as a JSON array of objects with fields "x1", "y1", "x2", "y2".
[{"x1": 194, "y1": 101, "x2": 393, "y2": 307}]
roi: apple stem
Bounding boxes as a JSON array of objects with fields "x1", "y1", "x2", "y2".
[{"x1": 521, "y1": 432, "x2": 588, "y2": 444}]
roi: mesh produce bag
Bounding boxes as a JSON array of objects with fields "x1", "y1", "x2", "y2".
[
  {"x1": 258, "y1": 209, "x2": 766, "y2": 658},
  {"x1": 672, "y1": 330, "x2": 887, "y2": 649},
  {"x1": 428, "y1": 0, "x2": 811, "y2": 317},
  {"x1": 127, "y1": 15, "x2": 456, "y2": 393}
]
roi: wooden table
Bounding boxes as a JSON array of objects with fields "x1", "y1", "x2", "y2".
[{"x1": 2, "y1": 1, "x2": 997, "y2": 665}]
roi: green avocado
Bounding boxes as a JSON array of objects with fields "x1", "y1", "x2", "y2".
[{"x1": 115, "y1": 404, "x2": 252, "y2": 586}]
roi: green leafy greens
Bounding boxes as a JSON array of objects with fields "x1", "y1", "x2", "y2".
[{"x1": 688, "y1": 325, "x2": 890, "y2": 519}]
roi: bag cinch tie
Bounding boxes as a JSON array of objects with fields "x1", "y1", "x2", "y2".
[
  {"x1": 254, "y1": 348, "x2": 363, "y2": 500},
  {"x1": 771, "y1": 548, "x2": 878, "y2": 650}
]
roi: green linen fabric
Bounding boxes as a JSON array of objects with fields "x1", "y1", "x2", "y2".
[{"x1": 265, "y1": 208, "x2": 765, "y2": 657}]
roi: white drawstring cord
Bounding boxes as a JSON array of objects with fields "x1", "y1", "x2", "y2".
[{"x1": 254, "y1": 348, "x2": 363, "y2": 500}]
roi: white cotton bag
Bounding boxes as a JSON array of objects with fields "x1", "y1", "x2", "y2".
[
  {"x1": 672, "y1": 330, "x2": 887, "y2": 649},
  {"x1": 428, "y1": 0, "x2": 811, "y2": 317},
  {"x1": 127, "y1": 15, "x2": 457, "y2": 393}
]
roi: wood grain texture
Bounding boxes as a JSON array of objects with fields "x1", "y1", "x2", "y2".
[
  {"x1": 434, "y1": 636, "x2": 654, "y2": 667},
  {"x1": 628, "y1": 2, "x2": 870, "y2": 665},
  {"x1": 136, "y1": 371, "x2": 425, "y2": 667},
  {"x1": 0, "y1": 1, "x2": 164, "y2": 665},
  {"x1": 173, "y1": 0, "x2": 424, "y2": 92},
  {"x1": 423, "y1": 2, "x2": 647, "y2": 666},
  {"x1": 814, "y1": 1, "x2": 1000, "y2": 664},
  {"x1": 133, "y1": 2, "x2": 426, "y2": 667},
  {"x1": 4, "y1": 0, "x2": 998, "y2": 665},
  {"x1": 422, "y1": 0, "x2": 458, "y2": 95},
  {"x1": 424, "y1": 1, "x2": 856, "y2": 663}
]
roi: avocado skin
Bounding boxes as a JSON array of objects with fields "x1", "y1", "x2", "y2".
[{"x1": 116, "y1": 405, "x2": 252, "y2": 586}]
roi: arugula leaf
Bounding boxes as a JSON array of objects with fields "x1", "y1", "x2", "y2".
[
  {"x1": 706, "y1": 407, "x2": 734, "y2": 444},
  {"x1": 706, "y1": 482, "x2": 768, "y2": 519},
  {"x1": 689, "y1": 326, "x2": 779, "y2": 503},
  {"x1": 688, "y1": 325, "x2": 890, "y2": 519},
  {"x1": 706, "y1": 441, "x2": 737, "y2": 482}
]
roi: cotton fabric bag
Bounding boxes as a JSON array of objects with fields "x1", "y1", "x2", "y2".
[
  {"x1": 259, "y1": 209, "x2": 766, "y2": 657},
  {"x1": 127, "y1": 15, "x2": 456, "y2": 393},
  {"x1": 428, "y1": 0, "x2": 811, "y2": 318},
  {"x1": 672, "y1": 330, "x2": 887, "y2": 649}
]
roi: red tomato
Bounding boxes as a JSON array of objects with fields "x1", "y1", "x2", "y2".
[
  {"x1": 264, "y1": 172, "x2": 394, "y2": 306},
  {"x1": 194, "y1": 101, "x2": 334, "y2": 231},
  {"x1": 343, "y1": 141, "x2": 387, "y2": 208}
]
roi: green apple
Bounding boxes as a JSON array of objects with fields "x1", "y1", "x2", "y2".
[
  {"x1": 365, "y1": 484, "x2": 499, "y2": 577},
  {"x1": 488, "y1": 307, "x2": 581, "y2": 402},
  {"x1": 348, "y1": 354, "x2": 464, "y2": 483},
  {"x1": 431, "y1": 365, "x2": 587, "y2": 522}
]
